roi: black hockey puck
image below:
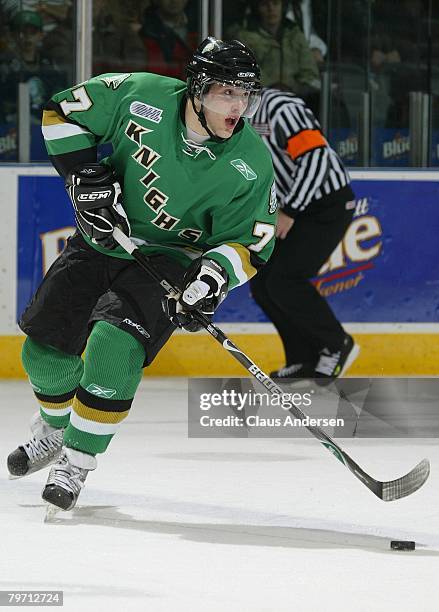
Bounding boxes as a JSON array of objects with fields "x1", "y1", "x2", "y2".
[{"x1": 390, "y1": 540, "x2": 415, "y2": 551}]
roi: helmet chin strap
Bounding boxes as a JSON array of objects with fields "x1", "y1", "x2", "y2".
[{"x1": 190, "y1": 95, "x2": 227, "y2": 144}]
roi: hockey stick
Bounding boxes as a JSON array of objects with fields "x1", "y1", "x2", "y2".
[{"x1": 113, "y1": 227, "x2": 430, "y2": 501}]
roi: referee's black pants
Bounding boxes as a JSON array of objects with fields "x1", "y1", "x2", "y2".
[{"x1": 250, "y1": 196, "x2": 354, "y2": 365}]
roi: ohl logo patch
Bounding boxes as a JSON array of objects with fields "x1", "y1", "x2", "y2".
[{"x1": 230, "y1": 159, "x2": 257, "y2": 181}]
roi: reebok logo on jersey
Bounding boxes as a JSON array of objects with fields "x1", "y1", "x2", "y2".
[
  {"x1": 230, "y1": 159, "x2": 257, "y2": 181},
  {"x1": 122, "y1": 318, "x2": 151, "y2": 338},
  {"x1": 130, "y1": 101, "x2": 163, "y2": 124},
  {"x1": 100, "y1": 73, "x2": 131, "y2": 90},
  {"x1": 86, "y1": 384, "x2": 117, "y2": 398}
]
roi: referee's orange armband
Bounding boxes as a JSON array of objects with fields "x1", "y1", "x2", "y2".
[{"x1": 286, "y1": 129, "x2": 327, "y2": 160}]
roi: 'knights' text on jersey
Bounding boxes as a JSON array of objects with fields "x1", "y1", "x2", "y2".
[{"x1": 42, "y1": 72, "x2": 277, "y2": 289}]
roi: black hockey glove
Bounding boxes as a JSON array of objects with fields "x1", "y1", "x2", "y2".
[
  {"x1": 66, "y1": 163, "x2": 130, "y2": 249},
  {"x1": 163, "y1": 258, "x2": 229, "y2": 332}
]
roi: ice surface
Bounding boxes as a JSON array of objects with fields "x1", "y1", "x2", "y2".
[{"x1": 1, "y1": 379, "x2": 438, "y2": 612}]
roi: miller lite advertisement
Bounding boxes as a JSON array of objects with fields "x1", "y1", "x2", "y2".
[{"x1": 17, "y1": 175, "x2": 439, "y2": 323}]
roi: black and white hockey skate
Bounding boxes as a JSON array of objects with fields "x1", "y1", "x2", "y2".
[
  {"x1": 7, "y1": 413, "x2": 64, "y2": 478},
  {"x1": 42, "y1": 447, "x2": 97, "y2": 512},
  {"x1": 315, "y1": 334, "x2": 360, "y2": 386}
]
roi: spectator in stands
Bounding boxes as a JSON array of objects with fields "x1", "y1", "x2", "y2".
[
  {"x1": 288, "y1": 0, "x2": 327, "y2": 65},
  {"x1": 1, "y1": 1, "x2": 71, "y2": 33},
  {"x1": 0, "y1": 2, "x2": 11, "y2": 53},
  {"x1": 40, "y1": 4, "x2": 74, "y2": 85},
  {"x1": 235, "y1": 0, "x2": 320, "y2": 98},
  {"x1": 371, "y1": 0, "x2": 427, "y2": 68},
  {"x1": 1, "y1": 10, "x2": 64, "y2": 123},
  {"x1": 93, "y1": 0, "x2": 149, "y2": 73},
  {"x1": 139, "y1": 0, "x2": 198, "y2": 79},
  {"x1": 370, "y1": 0, "x2": 428, "y2": 128},
  {"x1": 223, "y1": 0, "x2": 248, "y2": 39}
]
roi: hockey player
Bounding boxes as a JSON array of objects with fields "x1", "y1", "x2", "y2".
[
  {"x1": 250, "y1": 87, "x2": 359, "y2": 383},
  {"x1": 7, "y1": 38, "x2": 277, "y2": 511}
]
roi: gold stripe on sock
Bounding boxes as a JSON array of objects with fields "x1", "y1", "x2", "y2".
[
  {"x1": 39, "y1": 399, "x2": 73, "y2": 410},
  {"x1": 72, "y1": 398, "x2": 129, "y2": 424}
]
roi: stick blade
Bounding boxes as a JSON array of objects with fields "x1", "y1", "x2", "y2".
[{"x1": 382, "y1": 458, "x2": 430, "y2": 501}]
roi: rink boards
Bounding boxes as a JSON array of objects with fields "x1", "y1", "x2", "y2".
[{"x1": 0, "y1": 166, "x2": 438, "y2": 377}]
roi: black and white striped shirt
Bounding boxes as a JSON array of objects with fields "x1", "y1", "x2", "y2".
[{"x1": 251, "y1": 88, "x2": 353, "y2": 217}]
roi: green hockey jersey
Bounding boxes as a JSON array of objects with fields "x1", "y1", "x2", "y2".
[{"x1": 42, "y1": 72, "x2": 277, "y2": 289}]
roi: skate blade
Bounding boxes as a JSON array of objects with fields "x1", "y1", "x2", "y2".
[
  {"x1": 8, "y1": 473, "x2": 24, "y2": 480},
  {"x1": 44, "y1": 503, "x2": 63, "y2": 522}
]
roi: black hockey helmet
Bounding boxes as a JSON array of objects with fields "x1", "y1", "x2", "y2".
[
  {"x1": 186, "y1": 37, "x2": 262, "y2": 99},
  {"x1": 185, "y1": 37, "x2": 262, "y2": 142}
]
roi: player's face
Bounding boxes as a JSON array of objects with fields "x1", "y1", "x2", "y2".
[{"x1": 201, "y1": 83, "x2": 251, "y2": 138}]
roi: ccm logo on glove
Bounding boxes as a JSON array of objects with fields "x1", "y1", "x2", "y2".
[
  {"x1": 77, "y1": 190, "x2": 113, "y2": 202},
  {"x1": 66, "y1": 163, "x2": 131, "y2": 249}
]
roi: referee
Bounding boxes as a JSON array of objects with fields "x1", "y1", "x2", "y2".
[{"x1": 250, "y1": 87, "x2": 360, "y2": 383}]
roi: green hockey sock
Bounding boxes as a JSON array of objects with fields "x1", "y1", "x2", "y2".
[
  {"x1": 64, "y1": 321, "x2": 145, "y2": 454},
  {"x1": 22, "y1": 337, "x2": 83, "y2": 428}
]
